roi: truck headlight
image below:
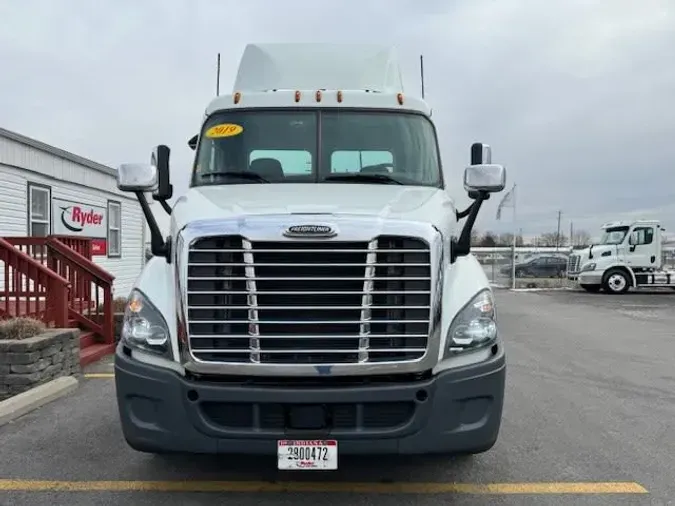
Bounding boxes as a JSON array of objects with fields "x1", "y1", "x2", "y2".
[
  {"x1": 581, "y1": 262, "x2": 596, "y2": 272},
  {"x1": 446, "y1": 288, "x2": 498, "y2": 355},
  {"x1": 121, "y1": 289, "x2": 171, "y2": 357}
]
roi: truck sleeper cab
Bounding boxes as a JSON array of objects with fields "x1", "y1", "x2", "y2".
[{"x1": 113, "y1": 43, "x2": 508, "y2": 467}]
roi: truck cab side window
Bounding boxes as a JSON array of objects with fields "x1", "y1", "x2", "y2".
[{"x1": 630, "y1": 227, "x2": 654, "y2": 245}]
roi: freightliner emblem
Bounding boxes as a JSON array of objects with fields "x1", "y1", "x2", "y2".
[{"x1": 283, "y1": 224, "x2": 337, "y2": 238}]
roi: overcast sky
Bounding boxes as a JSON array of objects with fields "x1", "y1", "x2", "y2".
[{"x1": 2, "y1": 0, "x2": 674, "y2": 238}]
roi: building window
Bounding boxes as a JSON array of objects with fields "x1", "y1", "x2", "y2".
[
  {"x1": 27, "y1": 183, "x2": 51, "y2": 237},
  {"x1": 107, "y1": 200, "x2": 121, "y2": 258}
]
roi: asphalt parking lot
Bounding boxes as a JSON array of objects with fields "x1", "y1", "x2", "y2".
[{"x1": 1, "y1": 288, "x2": 674, "y2": 505}]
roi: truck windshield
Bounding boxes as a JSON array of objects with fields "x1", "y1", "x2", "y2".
[
  {"x1": 191, "y1": 110, "x2": 442, "y2": 187},
  {"x1": 599, "y1": 226, "x2": 629, "y2": 244}
]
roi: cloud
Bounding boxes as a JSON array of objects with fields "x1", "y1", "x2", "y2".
[{"x1": 1, "y1": 0, "x2": 674, "y2": 238}]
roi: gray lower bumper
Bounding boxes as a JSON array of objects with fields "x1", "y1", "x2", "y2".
[
  {"x1": 578, "y1": 272, "x2": 603, "y2": 285},
  {"x1": 114, "y1": 343, "x2": 506, "y2": 456}
]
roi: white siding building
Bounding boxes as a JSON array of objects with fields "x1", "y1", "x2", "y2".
[{"x1": 0, "y1": 127, "x2": 145, "y2": 298}]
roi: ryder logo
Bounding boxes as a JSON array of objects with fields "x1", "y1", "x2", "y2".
[{"x1": 59, "y1": 205, "x2": 104, "y2": 233}]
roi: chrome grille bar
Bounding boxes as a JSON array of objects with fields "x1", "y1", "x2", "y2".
[
  {"x1": 188, "y1": 263, "x2": 429, "y2": 267},
  {"x1": 192, "y1": 249, "x2": 428, "y2": 253},
  {"x1": 189, "y1": 319, "x2": 430, "y2": 324},
  {"x1": 242, "y1": 239, "x2": 261, "y2": 363},
  {"x1": 188, "y1": 290, "x2": 430, "y2": 295},
  {"x1": 188, "y1": 276, "x2": 431, "y2": 281},
  {"x1": 192, "y1": 348, "x2": 427, "y2": 354},
  {"x1": 189, "y1": 334, "x2": 429, "y2": 339},
  {"x1": 359, "y1": 239, "x2": 377, "y2": 362},
  {"x1": 188, "y1": 305, "x2": 431, "y2": 310}
]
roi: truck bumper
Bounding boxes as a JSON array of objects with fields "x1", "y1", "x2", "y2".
[
  {"x1": 114, "y1": 343, "x2": 506, "y2": 456},
  {"x1": 578, "y1": 271, "x2": 603, "y2": 285}
]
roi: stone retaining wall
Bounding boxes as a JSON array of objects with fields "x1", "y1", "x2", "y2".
[{"x1": 0, "y1": 329, "x2": 80, "y2": 401}]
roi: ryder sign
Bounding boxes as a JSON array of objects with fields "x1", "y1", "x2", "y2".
[{"x1": 52, "y1": 198, "x2": 108, "y2": 255}]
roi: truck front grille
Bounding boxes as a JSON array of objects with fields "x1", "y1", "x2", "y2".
[
  {"x1": 186, "y1": 235, "x2": 431, "y2": 365},
  {"x1": 567, "y1": 254, "x2": 580, "y2": 273}
]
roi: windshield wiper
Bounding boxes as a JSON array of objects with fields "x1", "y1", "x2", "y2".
[
  {"x1": 200, "y1": 171, "x2": 270, "y2": 183},
  {"x1": 323, "y1": 173, "x2": 404, "y2": 185}
]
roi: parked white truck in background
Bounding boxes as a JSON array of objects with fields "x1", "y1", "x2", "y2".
[
  {"x1": 113, "y1": 43, "x2": 508, "y2": 469},
  {"x1": 567, "y1": 219, "x2": 675, "y2": 293}
]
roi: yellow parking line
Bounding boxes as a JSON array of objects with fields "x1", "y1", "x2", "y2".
[
  {"x1": 0, "y1": 480, "x2": 648, "y2": 494},
  {"x1": 83, "y1": 373, "x2": 114, "y2": 378}
]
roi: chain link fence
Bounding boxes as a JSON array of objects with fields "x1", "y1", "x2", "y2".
[
  {"x1": 475, "y1": 246, "x2": 675, "y2": 290},
  {"x1": 473, "y1": 246, "x2": 576, "y2": 289}
]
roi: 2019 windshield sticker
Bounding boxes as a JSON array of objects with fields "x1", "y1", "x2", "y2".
[{"x1": 205, "y1": 123, "x2": 244, "y2": 138}]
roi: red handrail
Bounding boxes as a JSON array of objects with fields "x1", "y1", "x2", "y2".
[
  {"x1": 6, "y1": 236, "x2": 93, "y2": 265},
  {"x1": 51, "y1": 235, "x2": 93, "y2": 259},
  {"x1": 2, "y1": 235, "x2": 115, "y2": 344},
  {"x1": 45, "y1": 238, "x2": 115, "y2": 344},
  {"x1": 0, "y1": 237, "x2": 70, "y2": 327},
  {"x1": 46, "y1": 238, "x2": 113, "y2": 283}
]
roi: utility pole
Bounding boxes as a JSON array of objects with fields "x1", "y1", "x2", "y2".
[
  {"x1": 570, "y1": 221, "x2": 574, "y2": 248},
  {"x1": 555, "y1": 210, "x2": 562, "y2": 251}
]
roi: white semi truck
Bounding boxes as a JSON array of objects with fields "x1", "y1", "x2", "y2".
[
  {"x1": 113, "y1": 43, "x2": 508, "y2": 469},
  {"x1": 567, "y1": 219, "x2": 675, "y2": 293}
]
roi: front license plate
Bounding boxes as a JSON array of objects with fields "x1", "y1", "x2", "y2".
[{"x1": 277, "y1": 440, "x2": 338, "y2": 470}]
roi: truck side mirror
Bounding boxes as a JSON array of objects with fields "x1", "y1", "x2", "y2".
[
  {"x1": 466, "y1": 142, "x2": 498, "y2": 199},
  {"x1": 628, "y1": 232, "x2": 639, "y2": 251},
  {"x1": 464, "y1": 164, "x2": 506, "y2": 194},
  {"x1": 152, "y1": 145, "x2": 173, "y2": 201},
  {"x1": 188, "y1": 134, "x2": 198, "y2": 151},
  {"x1": 453, "y1": 142, "x2": 507, "y2": 261},
  {"x1": 117, "y1": 161, "x2": 169, "y2": 258},
  {"x1": 117, "y1": 163, "x2": 158, "y2": 193},
  {"x1": 471, "y1": 142, "x2": 491, "y2": 165}
]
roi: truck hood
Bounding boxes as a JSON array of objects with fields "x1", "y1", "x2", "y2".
[
  {"x1": 170, "y1": 184, "x2": 457, "y2": 234},
  {"x1": 573, "y1": 244, "x2": 616, "y2": 261}
]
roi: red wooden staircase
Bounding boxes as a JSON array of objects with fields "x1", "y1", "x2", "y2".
[{"x1": 0, "y1": 235, "x2": 116, "y2": 366}]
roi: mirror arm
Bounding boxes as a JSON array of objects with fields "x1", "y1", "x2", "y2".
[
  {"x1": 135, "y1": 191, "x2": 170, "y2": 261},
  {"x1": 456, "y1": 191, "x2": 491, "y2": 220},
  {"x1": 158, "y1": 199, "x2": 173, "y2": 215},
  {"x1": 451, "y1": 190, "x2": 489, "y2": 262},
  {"x1": 456, "y1": 204, "x2": 473, "y2": 220}
]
